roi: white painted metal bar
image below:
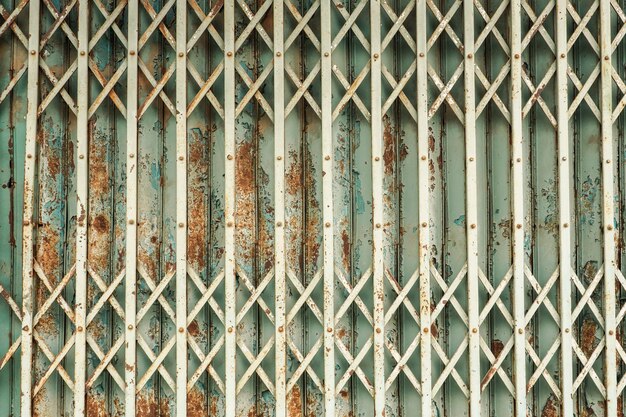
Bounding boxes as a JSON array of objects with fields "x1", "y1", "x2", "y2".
[
  {"x1": 370, "y1": 0, "x2": 385, "y2": 415},
  {"x1": 74, "y1": 0, "x2": 89, "y2": 414},
  {"x1": 555, "y1": 0, "x2": 573, "y2": 414},
  {"x1": 463, "y1": 0, "x2": 480, "y2": 414},
  {"x1": 125, "y1": 0, "x2": 139, "y2": 412},
  {"x1": 175, "y1": 0, "x2": 188, "y2": 414},
  {"x1": 416, "y1": 0, "x2": 431, "y2": 415},
  {"x1": 320, "y1": 0, "x2": 336, "y2": 414},
  {"x1": 510, "y1": 0, "x2": 526, "y2": 415},
  {"x1": 600, "y1": 0, "x2": 617, "y2": 413},
  {"x1": 20, "y1": 0, "x2": 41, "y2": 415},
  {"x1": 224, "y1": 0, "x2": 237, "y2": 414},
  {"x1": 273, "y1": 0, "x2": 287, "y2": 415}
]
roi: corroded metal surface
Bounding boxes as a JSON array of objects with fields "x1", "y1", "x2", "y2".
[{"x1": 1, "y1": 0, "x2": 626, "y2": 416}]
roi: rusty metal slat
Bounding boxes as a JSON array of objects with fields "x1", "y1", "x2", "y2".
[
  {"x1": 600, "y1": 0, "x2": 617, "y2": 413},
  {"x1": 20, "y1": 0, "x2": 41, "y2": 415},
  {"x1": 510, "y1": 0, "x2": 527, "y2": 415},
  {"x1": 556, "y1": 0, "x2": 574, "y2": 414},
  {"x1": 73, "y1": 0, "x2": 89, "y2": 414},
  {"x1": 224, "y1": 0, "x2": 237, "y2": 414},
  {"x1": 416, "y1": 0, "x2": 431, "y2": 415},
  {"x1": 175, "y1": 0, "x2": 188, "y2": 414},
  {"x1": 124, "y1": 0, "x2": 139, "y2": 412},
  {"x1": 274, "y1": 0, "x2": 287, "y2": 415},
  {"x1": 464, "y1": 0, "x2": 481, "y2": 414}
]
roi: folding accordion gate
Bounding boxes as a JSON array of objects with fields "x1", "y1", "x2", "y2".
[{"x1": 2, "y1": 0, "x2": 626, "y2": 415}]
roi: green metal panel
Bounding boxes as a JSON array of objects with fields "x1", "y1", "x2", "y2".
[{"x1": 1, "y1": 0, "x2": 626, "y2": 416}]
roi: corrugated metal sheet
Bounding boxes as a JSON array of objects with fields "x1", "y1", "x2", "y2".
[{"x1": 1, "y1": 0, "x2": 626, "y2": 415}]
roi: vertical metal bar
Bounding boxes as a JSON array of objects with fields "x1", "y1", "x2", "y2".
[
  {"x1": 20, "y1": 0, "x2": 41, "y2": 415},
  {"x1": 600, "y1": 0, "x2": 617, "y2": 413},
  {"x1": 321, "y1": 0, "x2": 335, "y2": 414},
  {"x1": 125, "y1": 0, "x2": 139, "y2": 413},
  {"x1": 510, "y1": 1, "x2": 526, "y2": 415},
  {"x1": 175, "y1": 0, "x2": 188, "y2": 414},
  {"x1": 555, "y1": 0, "x2": 573, "y2": 414},
  {"x1": 224, "y1": 0, "x2": 237, "y2": 414},
  {"x1": 273, "y1": 0, "x2": 286, "y2": 415},
  {"x1": 463, "y1": 0, "x2": 480, "y2": 414},
  {"x1": 74, "y1": 0, "x2": 90, "y2": 415},
  {"x1": 416, "y1": 0, "x2": 431, "y2": 415},
  {"x1": 370, "y1": 0, "x2": 385, "y2": 415}
]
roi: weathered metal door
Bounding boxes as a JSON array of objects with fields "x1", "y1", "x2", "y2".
[{"x1": 1, "y1": 0, "x2": 626, "y2": 415}]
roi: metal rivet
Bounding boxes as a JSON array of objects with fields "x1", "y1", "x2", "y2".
[
  {"x1": 565, "y1": 328, "x2": 570, "y2": 333},
  {"x1": 419, "y1": 52, "x2": 425, "y2": 57},
  {"x1": 373, "y1": 53, "x2": 379, "y2": 59},
  {"x1": 516, "y1": 224, "x2": 522, "y2": 229},
  {"x1": 276, "y1": 221, "x2": 282, "y2": 227},
  {"x1": 325, "y1": 155, "x2": 330, "y2": 161},
  {"x1": 30, "y1": 50, "x2": 36, "y2": 55},
  {"x1": 561, "y1": 53, "x2": 565, "y2": 58},
  {"x1": 608, "y1": 225, "x2": 613, "y2": 231},
  {"x1": 227, "y1": 221, "x2": 233, "y2": 227},
  {"x1": 228, "y1": 326, "x2": 233, "y2": 333},
  {"x1": 77, "y1": 326, "x2": 84, "y2": 332},
  {"x1": 79, "y1": 154, "x2": 84, "y2": 159},
  {"x1": 375, "y1": 156, "x2": 380, "y2": 161},
  {"x1": 24, "y1": 220, "x2": 30, "y2": 226},
  {"x1": 421, "y1": 155, "x2": 427, "y2": 161},
  {"x1": 606, "y1": 159, "x2": 611, "y2": 164},
  {"x1": 128, "y1": 219, "x2": 135, "y2": 225},
  {"x1": 470, "y1": 224, "x2": 476, "y2": 229},
  {"x1": 22, "y1": 325, "x2": 29, "y2": 331},
  {"x1": 128, "y1": 324, "x2": 134, "y2": 330},
  {"x1": 27, "y1": 154, "x2": 32, "y2": 159},
  {"x1": 179, "y1": 327, "x2": 184, "y2": 333},
  {"x1": 422, "y1": 222, "x2": 428, "y2": 228},
  {"x1": 227, "y1": 51, "x2": 233, "y2": 57},
  {"x1": 327, "y1": 327, "x2": 333, "y2": 333},
  {"x1": 80, "y1": 51, "x2": 86, "y2": 56},
  {"x1": 516, "y1": 158, "x2": 521, "y2": 162},
  {"x1": 518, "y1": 328, "x2": 523, "y2": 334},
  {"x1": 469, "y1": 157, "x2": 474, "y2": 162},
  {"x1": 376, "y1": 223, "x2": 381, "y2": 229},
  {"x1": 472, "y1": 327, "x2": 478, "y2": 333},
  {"x1": 325, "y1": 222, "x2": 331, "y2": 228},
  {"x1": 130, "y1": 51, "x2": 136, "y2": 56},
  {"x1": 179, "y1": 156, "x2": 184, "y2": 161},
  {"x1": 423, "y1": 327, "x2": 429, "y2": 333},
  {"x1": 562, "y1": 156, "x2": 567, "y2": 161},
  {"x1": 278, "y1": 326, "x2": 284, "y2": 332},
  {"x1": 467, "y1": 53, "x2": 473, "y2": 59},
  {"x1": 324, "y1": 52, "x2": 329, "y2": 57},
  {"x1": 376, "y1": 327, "x2": 382, "y2": 334},
  {"x1": 227, "y1": 154, "x2": 233, "y2": 160},
  {"x1": 276, "y1": 51, "x2": 282, "y2": 57},
  {"x1": 563, "y1": 223, "x2": 569, "y2": 228},
  {"x1": 179, "y1": 52, "x2": 184, "y2": 57},
  {"x1": 514, "y1": 53, "x2": 520, "y2": 59},
  {"x1": 129, "y1": 153, "x2": 135, "y2": 158},
  {"x1": 277, "y1": 155, "x2": 282, "y2": 160},
  {"x1": 179, "y1": 222, "x2": 184, "y2": 228},
  {"x1": 605, "y1": 56, "x2": 610, "y2": 60},
  {"x1": 609, "y1": 330, "x2": 614, "y2": 335}
]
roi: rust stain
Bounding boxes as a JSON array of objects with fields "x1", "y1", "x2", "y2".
[
  {"x1": 382, "y1": 115, "x2": 395, "y2": 176},
  {"x1": 287, "y1": 384, "x2": 303, "y2": 417},
  {"x1": 341, "y1": 229, "x2": 350, "y2": 271},
  {"x1": 187, "y1": 388, "x2": 205, "y2": 417},
  {"x1": 136, "y1": 394, "x2": 171, "y2": 417},
  {"x1": 187, "y1": 129, "x2": 208, "y2": 270},
  {"x1": 491, "y1": 339, "x2": 504, "y2": 359},
  {"x1": 540, "y1": 395, "x2": 558, "y2": 417},
  {"x1": 581, "y1": 318, "x2": 598, "y2": 358},
  {"x1": 86, "y1": 392, "x2": 108, "y2": 417},
  {"x1": 187, "y1": 319, "x2": 201, "y2": 337}
]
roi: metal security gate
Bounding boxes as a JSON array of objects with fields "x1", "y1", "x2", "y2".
[{"x1": 1, "y1": 0, "x2": 626, "y2": 416}]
